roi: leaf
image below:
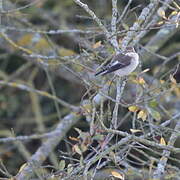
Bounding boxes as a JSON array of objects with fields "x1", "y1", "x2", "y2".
[
  {"x1": 111, "y1": 171, "x2": 124, "y2": 179},
  {"x1": 69, "y1": 136, "x2": 79, "y2": 142},
  {"x1": 17, "y1": 34, "x2": 33, "y2": 46},
  {"x1": 128, "y1": 106, "x2": 139, "y2": 112},
  {"x1": 92, "y1": 134, "x2": 104, "y2": 141},
  {"x1": 18, "y1": 163, "x2": 27, "y2": 173},
  {"x1": 73, "y1": 144, "x2": 82, "y2": 155},
  {"x1": 74, "y1": 128, "x2": 83, "y2": 136},
  {"x1": 141, "y1": 68, "x2": 150, "y2": 73},
  {"x1": 67, "y1": 164, "x2": 73, "y2": 174},
  {"x1": 148, "y1": 99, "x2": 158, "y2": 108},
  {"x1": 122, "y1": 23, "x2": 129, "y2": 31},
  {"x1": 160, "y1": 80, "x2": 165, "y2": 84},
  {"x1": 92, "y1": 41, "x2": 102, "y2": 49},
  {"x1": 59, "y1": 47, "x2": 76, "y2": 56},
  {"x1": 157, "y1": 21, "x2": 164, "y2": 26},
  {"x1": 137, "y1": 110, "x2": 147, "y2": 121},
  {"x1": 34, "y1": 38, "x2": 50, "y2": 50},
  {"x1": 157, "y1": 8, "x2": 167, "y2": 19},
  {"x1": 132, "y1": 77, "x2": 146, "y2": 85},
  {"x1": 160, "y1": 137, "x2": 166, "y2": 145},
  {"x1": 59, "y1": 160, "x2": 65, "y2": 171},
  {"x1": 138, "y1": 77, "x2": 146, "y2": 85},
  {"x1": 170, "y1": 74, "x2": 177, "y2": 84},
  {"x1": 80, "y1": 143, "x2": 88, "y2": 152},
  {"x1": 130, "y1": 129, "x2": 142, "y2": 133},
  {"x1": 168, "y1": 11, "x2": 178, "y2": 19},
  {"x1": 147, "y1": 107, "x2": 161, "y2": 121}
]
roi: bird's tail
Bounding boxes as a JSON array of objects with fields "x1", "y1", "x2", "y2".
[{"x1": 95, "y1": 69, "x2": 109, "y2": 76}]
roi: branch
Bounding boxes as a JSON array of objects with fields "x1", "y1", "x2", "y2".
[
  {"x1": 15, "y1": 113, "x2": 80, "y2": 179},
  {"x1": 121, "y1": 1, "x2": 159, "y2": 50},
  {"x1": 73, "y1": 0, "x2": 110, "y2": 37},
  {"x1": 112, "y1": 77, "x2": 126, "y2": 128},
  {"x1": 153, "y1": 120, "x2": 180, "y2": 179},
  {"x1": 0, "y1": 80, "x2": 78, "y2": 111},
  {"x1": 111, "y1": 0, "x2": 119, "y2": 52}
]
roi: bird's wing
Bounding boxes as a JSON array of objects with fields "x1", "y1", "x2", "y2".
[{"x1": 95, "y1": 53, "x2": 132, "y2": 76}]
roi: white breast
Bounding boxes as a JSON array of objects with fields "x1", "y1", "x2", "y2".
[{"x1": 114, "y1": 52, "x2": 139, "y2": 77}]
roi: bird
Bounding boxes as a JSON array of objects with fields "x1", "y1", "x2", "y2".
[{"x1": 95, "y1": 47, "x2": 139, "y2": 77}]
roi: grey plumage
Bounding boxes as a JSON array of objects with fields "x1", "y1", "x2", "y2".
[{"x1": 95, "y1": 47, "x2": 139, "y2": 77}]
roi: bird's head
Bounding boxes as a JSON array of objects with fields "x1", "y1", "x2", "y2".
[{"x1": 125, "y1": 47, "x2": 135, "y2": 53}]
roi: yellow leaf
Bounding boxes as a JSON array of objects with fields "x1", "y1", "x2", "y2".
[
  {"x1": 137, "y1": 110, "x2": 147, "y2": 121},
  {"x1": 111, "y1": 171, "x2": 124, "y2": 179},
  {"x1": 47, "y1": 60, "x2": 61, "y2": 66},
  {"x1": 142, "y1": 68, "x2": 150, "y2": 73},
  {"x1": 160, "y1": 137, "x2": 166, "y2": 145},
  {"x1": 128, "y1": 106, "x2": 139, "y2": 112},
  {"x1": 92, "y1": 41, "x2": 102, "y2": 49},
  {"x1": 73, "y1": 144, "x2": 82, "y2": 155},
  {"x1": 82, "y1": 103, "x2": 92, "y2": 114},
  {"x1": 170, "y1": 74, "x2": 177, "y2": 84},
  {"x1": 169, "y1": 11, "x2": 178, "y2": 17},
  {"x1": 34, "y1": 38, "x2": 50, "y2": 50},
  {"x1": 157, "y1": 21, "x2": 164, "y2": 26},
  {"x1": 80, "y1": 143, "x2": 88, "y2": 152},
  {"x1": 130, "y1": 129, "x2": 142, "y2": 133},
  {"x1": 59, "y1": 47, "x2": 76, "y2": 56},
  {"x1": 18, "y1": 163, "x2": 27, "y2": 173},
  {"x1": 69, "y1": 136, "x2": 79, "y2": 142},
  {"x1": 17, "y1": 34, "x2": 33, "y2": 46},
  {"x1": 138, "y1": 77, "x2": 146, "y2": 85},
  {"x1": 157, "y1": 8, "x2": 167, "y2": 19},
  {"x1": 173, "y1": 86, "x2": 180, "y2": 98},
  {"x1": 160, "y1": 80, "x2": 165, "y2": 84}
]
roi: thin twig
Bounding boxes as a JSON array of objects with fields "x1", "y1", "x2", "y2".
[{"x1": 153, "y1": 120, "x2": 180, "y2": 179}]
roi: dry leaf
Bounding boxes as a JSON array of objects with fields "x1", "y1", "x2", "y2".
[
  {"x1": 160, "y1": 80, "x2": 165, "y2": 84},
  {"x1": 170, "y1": 74, "x2": 177, "y2": 84},
  {"x1": 111, "y1": 171, "x2": 124, "y2": 180},
  {"x1": 160, "y1": 137, "x2": 166, "y2": 145},
  {"x1": 138, "y1": 77, "x2": 146, "y2": 85},
  {"x1": 69, "y1": 136, "x2": 79, "y2": 142},
  {"x1": 92, "y1": 41, "x2": 102, "y2": 49},
  {"x1": 141, "y1": 68, "x2": 150, "y2": 73},
  {"x1": 18, "y1": 163, "x2": 27, "y2": 173},
  {"x1": 157, "y1": 21, "x2": 164, "y2": 26},
  {"x1": 130, "y1": 129, "x2": 142, "y2": 133},
  {"x1": 137, "y1": 110, "x2": 147, "y2": 121}
]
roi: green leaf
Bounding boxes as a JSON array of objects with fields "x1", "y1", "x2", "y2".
[
  {"x1": 148, "y1": 99, "x2": 158, "y2": 108},
  {"x1": 147, "y1": 107, "x2": 161, "y2": 121},
  {"x1": 58, "y1": 160, "x2": 65, "y2": 171}
]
